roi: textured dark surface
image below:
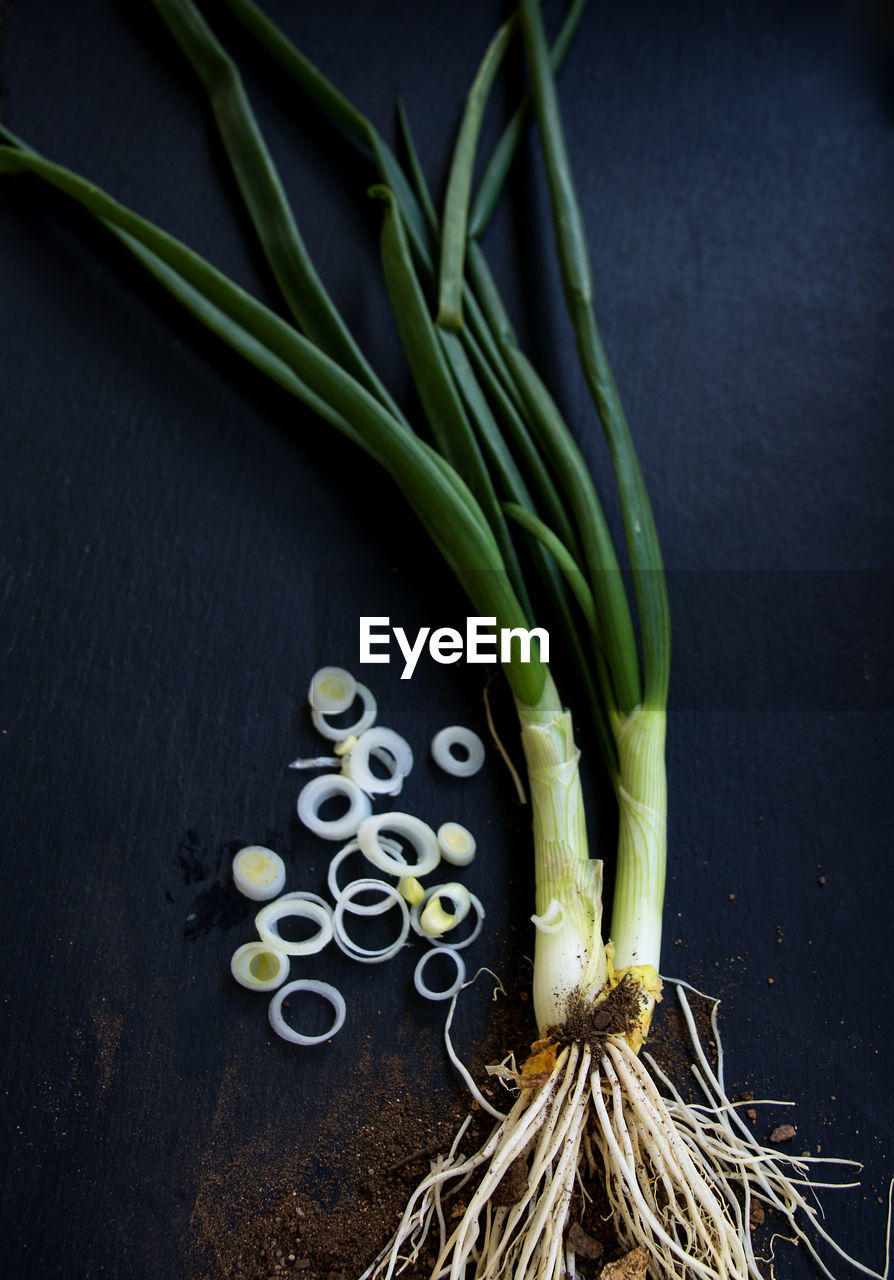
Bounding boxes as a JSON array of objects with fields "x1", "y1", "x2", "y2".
[{"x1": 1, "y1": 1, "x2": 892, "y2": 1278}]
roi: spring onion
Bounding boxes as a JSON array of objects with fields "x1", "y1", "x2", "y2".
[
  {"x1": 410, "y1": 887, "x2": 485, "y2": 952},
  {"x1": 231, "y1": 844, "x2": 287, "y2": 901},
  {"x1": 436, "y1": 820, "x2": 476, "y2": 866},
  {"x1": 268, "y1": 978, "x2": 346, "y2": 1046},
  {"x1": 430, "y1": 725, "x2": 485, "y2": 777},
  {"x1": 230, "y1": 940, "x2": 290, "y2": 991},
  {"x1": 413, "y1": 946, "x2": 466, "y2": 1002},
  {"x1": 397, "y1": 875, "x2": 426, "y2": 906},
  {"x1": 254, "y1": 895, "x2": 333, "y2": 956},
  {"x1": 332, "y1": 879, "x2": 410, "y2": 964},
  {"x1": 1, "y1": 0, "x2": 881, "y2": 1276},
  {"x1": 327, "y1": 836, "x2": 405, "y2": 911},
  {"x1": 308, "y1": 665, "x2": 356, "y2": 714},
  {"x1": 295, "y1": 773, "x2": 371, "y2": 841},
  {"x1": 356, "y1": 812, "x2": 441, "y2": 879},
  {"x1": 311, "y1": 682, "x2": 377, "y2": 741},
  {"x1": 418, "y1": 882, "x2": 471, "y2": 938},
  {"x1": 340, "y1": 726, "x2": 413, "y2": 796}
]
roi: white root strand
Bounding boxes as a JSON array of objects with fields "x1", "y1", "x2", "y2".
[{"x1": 361, "y1": 985, "x2": 890, "y2": 1280}]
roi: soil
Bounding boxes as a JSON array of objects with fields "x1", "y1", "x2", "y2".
[
  {"x1": 547, "y1": 976, "x2": 646, "y2": 1060},
  {"x1": 186, "y1": 982, "x2": 725, "y2": 1280}
]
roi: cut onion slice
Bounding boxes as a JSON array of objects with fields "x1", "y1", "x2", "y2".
[
  {"x1": 341, "y1": 726, "x2": 413, "y2": 796},
  {"x1": 431, "y1": 726, "x2": 485, "y2": 777},
  {"x1": 437, "y1": 822, "x2": 476, "y2": 866},
  {"x1": 418, "y1": 882, "x2": 471, "y2": 938},
  {"x1": 296, "y1": 773, "x2": 371, "y2": 841},
  {"x1": 255, "y1": 896, "x2": 333, "y2": 956},
  {"x1": 332, "y1": 879, "x2": 410, "y2": 963},
  {"x1": 268, "y1": 979, "x2": 346, "y2": 1045},
  {"x1": 308, "y1": 666, "x2": 356, "y2": 715},
  {"x1": 231, "y1": 845, "x2": 286, "y2": 901},
  {"x1": 327, "y1": 837, "x2": 403, "y2": 914},
  {"x1": 414, "y1": 946, "x2": 466, "y2": 1001},
  {"x1": 230, "y1": 941, "x2": 290, "y2": 991},
  {"x1": 357, "y1": 812, "x2": 440, "y2": 879},
  {"x1": 411, "y1": 887, "x2": 484, "y2": 950},
  {"x1": 312, "y1": 683, "x2": 377, "y2": 742}
]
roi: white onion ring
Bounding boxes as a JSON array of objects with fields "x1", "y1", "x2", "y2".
[
  {"x1": 357, "y1": 812, "x2": 440, "y2": 879},
  {"x1": 414, "y1": 946, "x2": 466, "y2": 1001},
  {"x1": 430, "y1": 726, "x2": 485, "y2": 777},
  {"x1": 341, "y1": 727, "x2": 413, "y2": 796},
  {"x1": 418, "y1": 882, "x2": 472, "y2": 937},
  {"x1": 296, "y1": 773, "x2": 371, "y2": 841},
  {"x1": 231, "y1": 845, "x2": 287, "y2": 901},
  {"x1": 437, "y1": 822, "x2": 476, "y2": 866},
  {"x1": 275, "y1": 889, "x2": 332, "y2": 910},
  {"x1": 333, "y1": 879, "x2": 410, "y2": 963},
  {"x1": 308, "y1": 666, "x2": 356, "y2": 715},
  {"x1": 230, "y1": 941, "x2": 290, "y2": 991},
  {"x1": 255, "y1": 896, "x2": 333, "y2": 956},
  {"x1": 268, "y1": 979, "x2": 346, "y2": 1045},
  {"x1": 411, "y1": 888, "x2": 484, "y2": 951},
  {"x1": 327, "y1": 838, "x2": 403, "y2": 914},
  {"x1": 312, "y1": 683, "x2": 377, "y2": 742}
]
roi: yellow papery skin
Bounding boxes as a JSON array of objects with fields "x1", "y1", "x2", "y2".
[{"x1": 602, "y1": 942, "x2": 663, "y2": 1052}]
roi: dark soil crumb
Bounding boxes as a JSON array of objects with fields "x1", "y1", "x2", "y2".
[
  {"x1": 600, "y1": 1245, "x2": 649, "y2": 1280},
  {"x1": 567, "y1": 1220, "x2": 603, "y2": 1261},
  {"x1": 547, "y1": 976, "x2": 645, "y2": 1060},
  {"x1": 490, "y1": 1155, "x2": 529, "y2": 1206},
  {"x1": 749, "y1": 1200, "x2": 766, "y2": 1227}
]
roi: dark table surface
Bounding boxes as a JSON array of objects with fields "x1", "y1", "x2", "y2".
[{"x1": 1, "y1": 2, "x2": 892, "y2": 1278}]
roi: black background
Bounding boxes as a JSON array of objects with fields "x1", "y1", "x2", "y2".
[{"x1": 1, "y1": 1, "x2": 892, "y2": 1277}]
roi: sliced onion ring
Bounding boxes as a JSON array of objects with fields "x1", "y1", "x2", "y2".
[
  {"x1": 431, "y1": 726, "x2": 485, "y2": 777},
  {"x1": 437, "y1": 822, "x2": 476, "y2": 866},
  {"x1": 296, "y1": 773, "x2": 371, "y2": 841},
  {"x1": 341, "y1": 727, "x2": 413, "y2": 796},
  {"x1": 268, "y1": 979, "x2": 346, "y2": 1045},
  {"x1": 255, "y1": 896, "x2": 333, "y2": 956},
  {"x1": 333, "y1": 879, "x2": 410, "y2": 964},
  {"x1": 230, "y1": 941, "x2": 290, "y2": 991},
  {"x1": 414, "y1": 946, "x2": 467, "y2": 1001},
  {"x1": 312, "y1": 683, "x2": 377, "y2": 742},
  {"x1": 308, "y1": 666, "x2": 356, "y2": 715},
  {"x1": 357, "y1": 812, "x2": 440, "y2": 879},
  {"x1": 327, "y1": 837, "x2": 403, "y2": 914},
  {"x1": 231, "y1": 845, "x2": 287, "y2": 901},
  {"x1": 419, "y1": 882, "x2": 472, "y2": 938},
  {"x1": 411, "y1": 887, "x2": 484, "y2": 951}
]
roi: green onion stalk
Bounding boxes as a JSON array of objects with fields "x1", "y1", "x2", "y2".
[{"x1": 0, "y1": 3, "x2": 872, "y2": 1279}]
